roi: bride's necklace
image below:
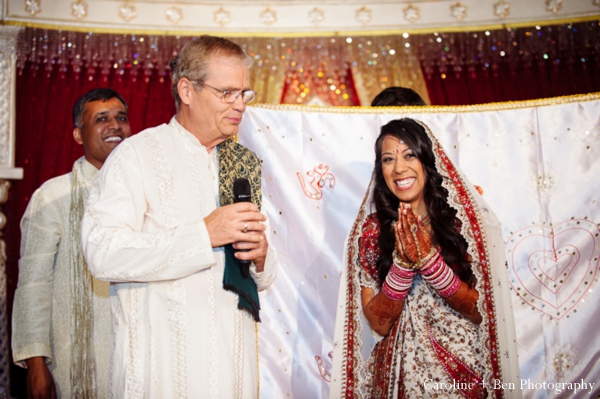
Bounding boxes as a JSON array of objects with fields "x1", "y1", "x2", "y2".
[{"x1": 420, "y1": 213, "x2": 431, "y2": 227}]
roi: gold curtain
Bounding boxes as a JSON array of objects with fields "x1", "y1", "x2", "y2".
[
  {"x1": 238, "y1": 38, "x2": 287, "y2": 104},
  {"x1": 238, "y1": 36, "x2": 429, "y2": 106},
  {"x1": 347, "y1": 35, "x2": 430, "y2": 106}
]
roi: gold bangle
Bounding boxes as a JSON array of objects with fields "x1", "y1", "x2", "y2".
[
  {"x1": 416, "y1": 247, "x2": 439, "y2": 268},
  {"x1": 392, "y1": 249, "x2": 419, "y2": 270}
]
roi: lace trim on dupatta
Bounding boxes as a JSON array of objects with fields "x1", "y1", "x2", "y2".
[
  {"x1": 369, "y1": 319, "x2": 403, "y2": 399},
  {"x1": 417, "y1": 120, "x2": 505, "y2": 398},
  {"x1": 339, "y1": 178, "x2": 376, "y2": 399}
]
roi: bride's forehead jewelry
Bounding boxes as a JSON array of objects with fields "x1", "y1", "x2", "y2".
[{"x1": 386, "y1": 141, "x2": 407, "y2": 155}]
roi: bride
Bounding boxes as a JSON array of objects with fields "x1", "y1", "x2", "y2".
[{"x1": 330, "y1": 118, "x2": 522, "y2": 399}]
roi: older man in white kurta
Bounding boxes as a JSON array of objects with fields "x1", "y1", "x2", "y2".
[{"x1": 81, "y1": 36, "x2": 277, "y2": 398}]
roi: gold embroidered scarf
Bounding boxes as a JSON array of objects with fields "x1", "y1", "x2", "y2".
[{"x1": 218, "y1": 138, "x2": 262, "y2": 321}]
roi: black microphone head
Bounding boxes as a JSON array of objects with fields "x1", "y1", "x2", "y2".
[{"x1": 233, "y1": 178, "x2": 252, "y2": 203}]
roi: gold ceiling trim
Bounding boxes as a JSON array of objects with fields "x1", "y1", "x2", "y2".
[
  {"x1": 248, "y1": 93, "x2": 600, "y2": 114},
  {"x1": 3, "y1": 14, "x2": 599, "y2": 37}
]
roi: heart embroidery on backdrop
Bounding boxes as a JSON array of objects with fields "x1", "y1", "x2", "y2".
[{"x1": 506, "y1": 219, "x2": 600, "y2": 319}]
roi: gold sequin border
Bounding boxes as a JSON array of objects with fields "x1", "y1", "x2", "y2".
[{"x1": 249, "y1": 92, "x2": 600, "y2": 114}]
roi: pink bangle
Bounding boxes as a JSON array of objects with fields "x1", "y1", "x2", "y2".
[
  {"x1": 382, "y1": 282, "x2": 409, "y2": 300},
  {"x1": 420, "y1": 249, "x2": 441, "y2": 271},
  {"x1": 438, "y1": 275, "x2": 461, "y2": 297},
  {"x1": 382, "y1": 262, "x2": 417, "y2": 301},
  {"x1": 420, "y1": 255, "x2": 462, "y2": 298}
]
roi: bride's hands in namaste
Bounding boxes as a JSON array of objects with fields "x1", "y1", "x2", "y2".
[
  {"x1": 395, "y1": 203, "x2": 483, "y2": 324},
  {"x1": 362, "y1": 203, "x2": 436, "y2": 336},
  {"x1": 394, "y1": 202, "x2": 432, "y2": 266}
]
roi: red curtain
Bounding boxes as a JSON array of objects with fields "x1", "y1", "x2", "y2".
[{"x1": 424, "y1": 56, "x2": 600, "y2": 105}]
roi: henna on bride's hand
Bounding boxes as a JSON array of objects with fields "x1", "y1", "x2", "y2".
[
  {"x1": 455, "y1": 300, "x2": 478, "y2": 317},
  {"x1": 406, "y1": 206, "x2": 432, "y2": 257},
  {"x1": 394, "y1": 208, "x2": 414, "y2": 263},
  {"x1": 368, "y1": 299, "x2": 403, "y2": 327},
  {"x1": 414, "y1": 217, "x2": 431, "y2": 253},
  {"x1": 447, "y1": 284, "x2": 482, "y2": 324},
  {"x1": 399, "y1": 209, "x2": 419, "y2": 262}
]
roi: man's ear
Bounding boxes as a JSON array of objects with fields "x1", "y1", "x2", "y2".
[
  {"x1": 177, "y1": 77, "x2": 193, "y2": 106},
  {"x1": 73, "y1": 127, "x2": 84, "y2": 145}
]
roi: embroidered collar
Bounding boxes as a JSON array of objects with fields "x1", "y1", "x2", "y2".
[
  {"x1": 169, "y1": 116, "x2": 206, "y2": 150},
  {"x1": 80, "y1": 157, "x2": 99, "y2": 184}
]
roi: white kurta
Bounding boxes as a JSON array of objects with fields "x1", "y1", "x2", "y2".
[
  {"x1": 81, "y1": 117, "x2": 278, "y2": 399},
  {"x1": 12, "y1": 158, "x2": 111, "y2": 398}
]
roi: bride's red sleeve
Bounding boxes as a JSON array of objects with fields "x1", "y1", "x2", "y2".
[{"x1": 358, "y1": 214, "x2": 382, "y2": 284}]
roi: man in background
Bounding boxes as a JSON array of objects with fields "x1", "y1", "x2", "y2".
[
  {"x1": 371, "y1": 86, "x2": 426, "y2": 106},
  {"x1": 12, "y1": 88, "x2": 131, "y2": 398},
  {"x1": 81, "y1": 36, "x2": 277, "y2": 398}
]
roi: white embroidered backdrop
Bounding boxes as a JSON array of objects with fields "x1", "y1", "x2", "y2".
[{"x1": 238, "y1": 94, "x2": 600, "y2": 399}]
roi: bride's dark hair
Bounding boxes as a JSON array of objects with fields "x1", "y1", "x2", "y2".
[{"x1": 373, "y1": 118, "x2": 474, "y2": 286}]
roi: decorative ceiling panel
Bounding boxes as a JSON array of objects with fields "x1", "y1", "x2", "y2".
[{"x1": 3, "y1": 0, "x2": 600, "y2": 34}]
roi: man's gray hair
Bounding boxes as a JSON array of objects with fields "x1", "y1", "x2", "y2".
[{"x1": 170, "y1": 35, "x2": 253, "y2": 110}]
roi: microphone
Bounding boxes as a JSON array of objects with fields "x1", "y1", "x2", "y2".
[{"x1": 233, "y1": 178, "x2": 252, "y2": 277}]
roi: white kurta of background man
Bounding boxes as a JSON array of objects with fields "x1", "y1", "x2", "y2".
[{"x1": 12, "y1": 158, "x2": 111, "y2": 398}]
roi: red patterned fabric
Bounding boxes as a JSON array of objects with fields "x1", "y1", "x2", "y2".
[
  {"x1": 358, "y1": 215, "x2": 382, "y2": 283},
  {"x1": 428, "y1": 325, "x2": 486, "y2": 399},
  {"x1": 370, "y1": 320, "x2": 402, "y2": 399}
]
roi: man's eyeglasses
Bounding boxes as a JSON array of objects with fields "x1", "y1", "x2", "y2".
[{"x1": 194, "y1": 80, "x2": 257, "y2": 104}]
